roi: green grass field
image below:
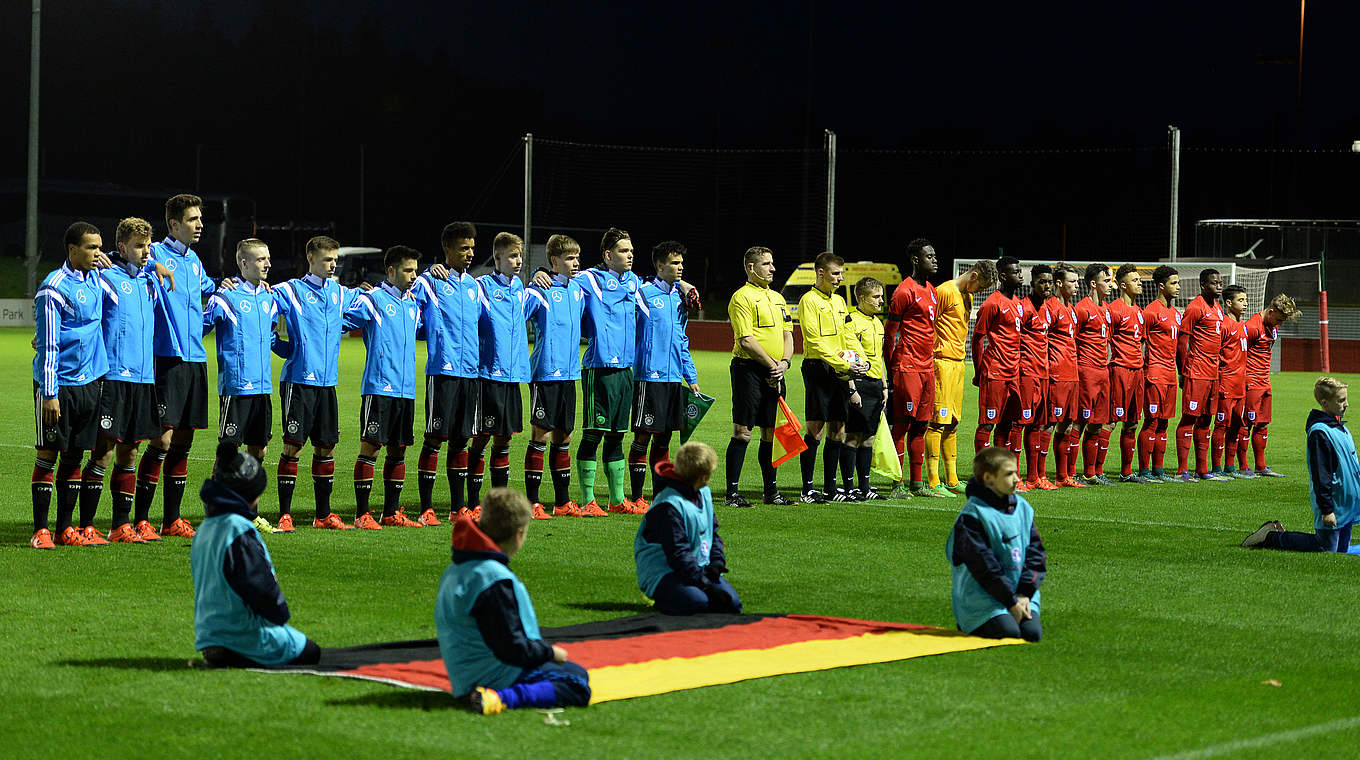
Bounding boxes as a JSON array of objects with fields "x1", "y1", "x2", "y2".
[{"x1": 2, "y1": 325, "x2": 1358, "y2": 759}]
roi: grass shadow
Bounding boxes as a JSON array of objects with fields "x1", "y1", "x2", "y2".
[
  {"x1": 58, "y1": 656, "x2": 196, "y2": 671},
  {"x1": 325, "y1": 689, "x2": 461, "y2": 711}
]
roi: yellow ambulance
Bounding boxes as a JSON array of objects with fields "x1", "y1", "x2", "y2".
[{"x1": 780, "y1": 260, "x2": 902, "y2": 319}]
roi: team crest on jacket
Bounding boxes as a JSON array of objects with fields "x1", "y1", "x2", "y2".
[
  {"x1": 1053, "y1": 406, "x2": 1062, "y2": 417},
  {"x1": 384, "y1": 303, "x2": 397, "y2": 316},
  {"x1": 986, "y1": 408, "x2": 997, "y2": 420},
  {"x1": 1082, "y1": 409, "x2": 1091, "y2": 419},
  {"x1": 1216, "y1": 412, "x2": 1226, "y2": 422},
  {"x1": 1149, "y1": 404, "x2": 1158, "y2": 414},
  {"x1": 240, "y1": 299, "x2": 252, "y2": 313},
  {"x1": 120, "y1": 281, "x2": 133, "y2": 294},
  {"x1": 606, "y1": 279, "x2": 618, "y2": 291},
  {"x1": 1022, "y1": 408, "x2": 1032, "y2": 420},
  {"x1": 939, "y1": 407, "x2": 949, "y2": 419},
  {"x1": 1188, "y1": 400, "x2": 1198, "y2": 411},
  {"x1": 552, "y1": 291, "x2": 563, "y2": 302},
  {"x1": 1115, "y1": 407, "x2": 1124, "y2": 418},
  {"x1": 331, "y1": 291, "x2": 339, "y2": 304},
  {"x1": 906, "y1": 401, "x2": 914, "y2": 412},
  {"x1": 1247, "y1": 411, "x2": 1256, "y2": 421}
]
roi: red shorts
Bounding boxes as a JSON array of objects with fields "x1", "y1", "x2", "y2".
[
  {"x1": 1144, "y1": 381, "x2": 1177, "y2": 420},
  {"x1": 1108, "y1": 366, "x2": 1143, "y2": 423},
  {"x1": 1017, "y1": 376, "x2": 1046, "y2": 427},
  {"x1": 1046, "y1": 380, "x2": 1078, "y2": 425},
  {"x1": 1077, "y1": 366, "x2": 1109, "y2": 425},
  {"x1": 1244, "y1": 387, "x2": 1272, "y2": 425},
  {"x1": 977, "y1": 377, "x2": 1021, "y2": 426},
  {"x1": 1182, "y1": 378, "x2": 1217, "y2": 418},
  {"x1": 1215, "y1": 394, "x2": 1245, "y2": 425},
  {"x1": 890, "y1": 369, "x2": 935, "y2": 423}
]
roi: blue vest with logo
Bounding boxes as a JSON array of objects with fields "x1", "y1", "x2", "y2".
[
  {"x1": 190, "y1": 512, "x2": 307, "y2": 665},
  {"x1": 634, "y1": 279, "x2": 698, "y2": 384},
  {"x1": 205, "y1": 282, "x2": 279, "y2": 395},
  {"x1": 412, "y1": 269, "x2": 483, "y2": 379},
  {"x1": 1308, "y1": 418, "x2": 1360, "y2": 530},
  {"x1": 634, "y1": 485, "x2": 716, "y2": 597},
  {"x1": 945, "y1": 497, "x2": 1041, "y2": 634},
  {"x1": 33, "y1": 263, "x2": 108, "y2": 397},
  {"x1": 435, "y1": 558, "x2": 541, "y2": 697},
  {"x1": 98, "y1": 262, "x2": 159, "y2": 384},
  {"x1": 273, "y1": 274, "x2": 359, "y2": 387},
  {"x1": 525, "y1": 275, "x2": 586, "y2": 382},
  {"x1": 476, "y1": 273, "x2": 531, "y2": 383},
  {"x1": 149, "y1": 238, "x2": 217, "y2": 362},
  {"x1": 578, "y1": 268, "x2": 641, "y2": 369},
  {"x1": 344, "y1": 283, "x2": 420, "y2": 398}
]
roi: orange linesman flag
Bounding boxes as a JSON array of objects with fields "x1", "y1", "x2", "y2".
[{"x1": 772, "y1": 397, "x2": 807, "y2": 467}]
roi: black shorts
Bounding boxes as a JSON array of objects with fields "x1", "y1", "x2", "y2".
[
  {"x1": 528, "y1": 380, "x2": 576, "y2": 433},
  {"x1": 633, "y1": 381, "x2": 686, "y2": 433},
  {"x1": 801, "y1": 359, "x2": 849, "y2": 423},
  {"x1": 730, "y1": 358, "x2": 785, "y2": 430},
  {"x1": 279, "y1": 382, "x2": 340, "y2": 447},
  {"x1": 219, "y1": 394, "x2": 274, "y2": 447},
  {"x1": 34, "y1": 380, "x2": 102, "y2": 452},
  {"x1": 361, "y1": 394, "x2": 415, "y2": 447},
  {"x1": 846, "y1": 377, "x2": 886, "y2": 435},
  {"x1": 474, "y1": 380, "x2": 523, "y2": 436},
  {"x1": 424, "y1": 375, "x2": 480, "y2": 441},
  {"x1": 96, "y1": 380, "x2": 160, "y2": 444},
  {"x1": 155, "y1": 357, "x2": 210, "y2": 430}
]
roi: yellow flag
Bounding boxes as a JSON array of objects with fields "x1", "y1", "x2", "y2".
[{"x1": 871, "y1": 411, "x2": 901, "y2": 480}]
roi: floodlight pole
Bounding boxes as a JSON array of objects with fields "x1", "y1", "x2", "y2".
[
  {"x1": 824, "y1": 129, "x2": 836, "y2": 252},
  {"x1": 1168, "y1": 125, "x2": 1180, "y2": 262},
  {"x1": 523, "y1": 133, "x2": 533, "y2": 277},
  {"x1": 25, "y1": 0, "x2": 41, "y2": 298}
]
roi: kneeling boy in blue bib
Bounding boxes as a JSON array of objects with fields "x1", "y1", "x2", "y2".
[
  {"x1": 191, "y1": 442, "x2": 322, "y2": 667},
  {"x1": 635, "y1": 441, "x2": 741, "y2": 615},
  {"x1": 436, "y1": 488, "x2": 591, "y2": 714},
  {"x1": 946, "y1": 446, "x2": 1046, "y2": 642}
]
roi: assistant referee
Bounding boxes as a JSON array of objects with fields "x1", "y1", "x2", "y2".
[{"x1": 724, "y1": 246, "x2": 794, "y2": 508}]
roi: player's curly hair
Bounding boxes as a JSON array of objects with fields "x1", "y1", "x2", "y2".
[
  {"x1": 1152, "y1": 265, "x2": 1178, "y2": 286},
  {"x1": 116, "y1": 217, "x2": 152, "y2": 244},
  {"x1": 968, "y1": 259, "x2": 998, "y2": 288},
  {"x1": 1268, "y1": 293, "x2": 1301, "y2": 322},
  {"x1": 1114, "y1": 263, "x2": 1139, "y2": 284}
]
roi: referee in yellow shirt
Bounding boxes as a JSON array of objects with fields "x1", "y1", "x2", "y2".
[
  {"x1": 725, "y1": 246, "x2": 795, "y2": 507},
  {"x1": 925, "y1": 259, "x2": 997, "y2": 494},
  {"x1": 845, "y1": 277, "x2": 888, "y2": 499}
]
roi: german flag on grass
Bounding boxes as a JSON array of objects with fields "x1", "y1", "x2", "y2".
[{"x1": 265, "y1": 614, "x2": 1022, "y2": 704}]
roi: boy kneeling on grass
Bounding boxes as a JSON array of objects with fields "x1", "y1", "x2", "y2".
[
  {"x1": 192, "y1": 442, "x2": 323, "y2": 668},
  {"x1": 1242, "y1": 376, "x2": 1358, "y2": 553},
  {"x1": 946, "y1": 446, "x2": 1046, "y2": 642},
  {"x1": 634, "y1": 441, "x2": 742, "y2": 615},
  {"x1": 436, "y1": 488, "x2": 591, "y2": 715}
]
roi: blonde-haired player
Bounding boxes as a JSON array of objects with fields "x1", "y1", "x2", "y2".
[{"x1": 924, "y1": 260, "x2": 997, "y2": 497}]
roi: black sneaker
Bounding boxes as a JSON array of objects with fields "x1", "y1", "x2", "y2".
[
  {"x1": 828, "y1": 489, "x2": 853, "y2": 502},
  {"x1": 1241, "y1": 520, "x2": 1281, "y2": 548},
  {"x1": 724, "y1": 493, "x2": 754, "y2": 508},
  {"x1": 861, "y1": 487, "x2": 885, "y2": 500},
  {"x1": 844, "y1": 488, "x2": 865, "y2": 502},
  {"x1": 800, "y1": 489, "x2": 828, "y2": 504},
  {"x1": 764, "y1": 491, "x2": 794, "y2": 505}
]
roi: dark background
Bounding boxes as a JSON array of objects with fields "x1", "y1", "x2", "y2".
[{"x1": 3, "y1": 1, "x2": 1358, "y2": 293}]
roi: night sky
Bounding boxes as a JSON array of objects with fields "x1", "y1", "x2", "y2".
[{"x1": 3, "y1": 1, "x2": 1358, "y2": 285}]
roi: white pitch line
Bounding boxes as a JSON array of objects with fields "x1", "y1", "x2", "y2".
[{"x1": 1144, "y1": 714, "x2": 1360, "y2": 760}]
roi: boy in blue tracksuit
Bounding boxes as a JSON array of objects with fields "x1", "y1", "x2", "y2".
[
  {"x1": 342, "y1": 246, "x2": 423, "y2": 530},
  {"x1": 523, "y1": 235, "x2": 588, "y2": 517},
  {"x1": 87, "y1": 217, "x2": 164, "y2": 543},
  {"x1": 436, "y1": 488, "x2": 591, "y2": 714},
  {"x1": 271, "y1": 236, "x2": 362, "y2": 530},
  {"x1": 192, "y1": 441, "x2": 322, "y2": 668},
  {"x1": 411, "y1": 221, "x2": 483, "y2": 524},
  {"x1": 629, "y1": 241, "x2": 702, "y2": 506},
  {"x1": 465, "y1": 233, "x2": 532, "y2": 515},
  {"x1": 634, "y1": 442, "x2": 740, "y2": 615},
  {"x1": 31, "y1": 222, "x2": 110, "y2": 549},
  {"x1": 137, "y1": 193, "x2": 227, "y2": 540},
  {"x1": 204, "y1": 239, "x2": 288, "y2": 532},
  {"x1": 1243, "y1": 376, "x2": 1360, "y2": 553},
  {"x1": 946, "y1": 446, "x2": 1046, "y2": 642},
  {"x1": 575, "y1": 227, "x2": 644, "y2": 515}
]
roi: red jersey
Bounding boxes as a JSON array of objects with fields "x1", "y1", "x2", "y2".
[
  {"x1": 1019, "y1": 295, "x2": 1051, "y2": 378},
  {"x1": 1218, "y1": 314, "x2": 1248, "y2": 397},
  {"x1": 1178, "y1": 295, "x2": 1224, "y2": 381},
  {"x1": 1142, "y1": 299, "x2": 1181, "y2": 386},
  {"x1": 1107, "y1": 298, "x2": 1145, "y2": 370},
  {"x1": 1244, "y1": 312, "x2": 1277, "y2": 390},
  {"x1": 1074, "y1": 296, "x2": 1111, "y2": 371},
  {"x1": 972, "y1": 290, "x2": 1023, "y2": 380},
  {"x1": 1045, "y1": 296, "x2": 1078, "y2": 382},
  {"x1": 884, "y1": 277, "x2": 938, "y2": 373}
]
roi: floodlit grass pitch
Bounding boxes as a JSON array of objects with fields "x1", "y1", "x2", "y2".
[{"x1": 1, "y1": 324, "x2": 1358, "y2": 759}]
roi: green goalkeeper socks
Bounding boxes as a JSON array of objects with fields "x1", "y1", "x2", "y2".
[
  {"x1": 577, "y1": 459, "x2": 598, "y2": 505},
  {"x1": 605, "y1": 459, "x2": 628, "y2": 507}
]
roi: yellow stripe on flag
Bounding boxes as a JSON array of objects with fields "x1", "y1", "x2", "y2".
[{"x1": 587, "y1": 628, "x2": 1024, "y2": 704}]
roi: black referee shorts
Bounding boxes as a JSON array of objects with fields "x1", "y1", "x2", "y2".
[
  {"x1": 802, "y1": 358, "x2": 849, "y2": 423},
  {"x1": 730, "y1": 358, "x2": 784, "y2": 430},
  {"x1": 846, "y1": 377, "x2": 886, "y2": 435}
]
